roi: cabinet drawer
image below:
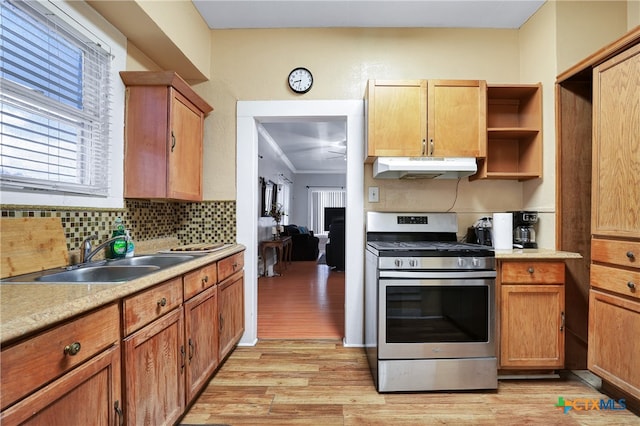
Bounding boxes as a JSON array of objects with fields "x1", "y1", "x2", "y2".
[
  {"x1": 218, "y1": 252, "x2": 244, "y2": 282},
  {"x1": 184, "y1": 262, "x2": 217, "y2": 300},
  {"x1": 500, "y1": 261, "x2": 564, "y2": 284},
  {"x1": 592, "y1": 238, "x2": 640, "y2": 269},
  {"x1": 124, "y1": 277, "x2": 183, "y2": 335},
  {"x1": 591, "y1": 263, "x2": 640, "y2": 300},
  {"x1": 1, "y1": 303, "x2": 120, "y2": 410}
]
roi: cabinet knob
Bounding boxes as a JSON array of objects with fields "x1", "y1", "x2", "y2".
[
  {"x1": 627, "y1": 251, "x2": 635, "y2": 260},
  {"x1": 64, "y1": 341, "x2": 82, "y2": 356},
  {"x1": 157, "y1": 297, "x2": 167, "y2": 307},
  {"x1": 202, "y1": 275, "x2": 209, "y2": 286},
  {"x1": 628, "y1": 282, "x2": 636, "y2": 291},
  {"x1": 527, "y1": 267, "x2": 535, "y2": 274}
]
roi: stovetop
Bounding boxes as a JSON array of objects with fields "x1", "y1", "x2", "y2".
[{"x1": 367, "y1": 240, "x2": 494, "y2": 258}]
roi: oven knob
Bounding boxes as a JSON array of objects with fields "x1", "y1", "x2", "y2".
[
  {"x1": 395, "y1": 259, "x2": 403, "y2": 268},
  {"x1": 408, "y1": 259, "x2": 417, "y2": 267},
  {"x1": 472, "y1": 257, "x2": 480, "y2": 267},
  {"x1": 457, "y1": 258, "x2": 466, "y2": 267}
]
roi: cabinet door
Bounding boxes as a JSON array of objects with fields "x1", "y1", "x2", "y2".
[
  {"x1": 124, "y1": 308, "x2": 185, "y2": 426},
  {"x1": 500, "y1": 285, "x2": 565, "y2": 368},
  {"x1": 588, "y1": 289, "x2": 640, "y2": 400},
  {"x1": 184, "y1": 285, "x2": 219, "y2": 404},
  {"x1": 428, "y1": 79, "x2": 487, "y2": 157},
  {"x1": 366, "y1": 80, "x2": 427, "y2": 159},
  {"x1": 219, "y1": 270, "x2": 245, "y2": 360},
  {"x1": 1, "y1": 346, "x2": 122, "y2": 426},
  {"x1": 592, "y1": 43, "x2": 640, "y2": 239},
  {"x1": 168, "y1": 89, "x2": 204, "y2": 201}
]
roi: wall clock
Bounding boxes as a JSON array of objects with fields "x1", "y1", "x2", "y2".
[{"x1": 288, "y1": 67, "x2": 313, "y2": 94}]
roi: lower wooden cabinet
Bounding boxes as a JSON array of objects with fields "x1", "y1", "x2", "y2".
[
  {"x1": 1, "y1": 345, "x2": 122, "y2": 426},
  {"x1": 1, "y1": 304, "x2": 122, "y2": 425},
  {"x1": 124, "y1": 307, "x2": 185, "y2": 426},
  {"x1": 588, "y1": 289, "x2": 640, "y2": 400},
  {"x1": 219, "y1": 270, "x2": 245, "y2": 360},
  {"x1": 184, "y1": 285, "x2": 219, "y2": 403},
  {"x1": 498, "y1": 261, "x2": 565, "y2": 369},
  {"x1": 1, "y1": 250, "x2": 245, "y2": 426}
]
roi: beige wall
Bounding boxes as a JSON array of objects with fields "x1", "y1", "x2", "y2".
[
  {"x1": 555, "y1": 1, "x2": 628, "y2": 74},
  {"x1": 206, "y1": 27, "x2": 526, "y2": 231},
  {"x1": 108, "y1": 0, "x2": 633, "y2": 242}
]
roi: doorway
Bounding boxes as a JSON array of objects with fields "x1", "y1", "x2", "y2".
[{"x1": 236, "y1": 100, "x2": 364, "y2": 347}]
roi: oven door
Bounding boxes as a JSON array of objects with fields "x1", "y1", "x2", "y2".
[{"x1": 378, "y1": 275, "x2": 495, "y2": 360}]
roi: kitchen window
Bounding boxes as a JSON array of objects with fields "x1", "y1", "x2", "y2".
[{"x1": 0, "y1": 0, "x2": 125, "y2": 207}]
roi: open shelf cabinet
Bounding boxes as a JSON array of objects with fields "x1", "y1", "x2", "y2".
[{"x1": 472, "y1": 83, "x2": 542, "y2": 181}]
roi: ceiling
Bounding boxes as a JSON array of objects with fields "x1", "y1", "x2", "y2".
[
  {"x1": 192, "y1": 1, "x2": 545, "y2": 30},
  {"x1": 193, "y1": 1, "x2": 545, "y2": 173}
]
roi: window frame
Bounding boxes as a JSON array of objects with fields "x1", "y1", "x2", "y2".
[{"x1": 0, "y1": 0, "x2": 125, "y2": 208}]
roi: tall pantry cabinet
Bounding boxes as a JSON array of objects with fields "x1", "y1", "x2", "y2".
[
  {"x1": 557, "y1": 27, "x2": 640, "y2": 411},
  {"x1": 588, "y1": 41, "x2": 640, "y2": 404}
]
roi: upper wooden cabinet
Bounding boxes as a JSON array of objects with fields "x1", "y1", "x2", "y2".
[
  {"x1": 365, "y1": 79, "x2": 486, "y2": 162},
  {"x1": 120, "y1": 71, "x2": 213, "y2": 201},
  {"x1": 472, "y1": 83, "x2": 542, "y2": 181},
  {"x1": 591, "y1": 43, "x2": 640, "y2": 239}
]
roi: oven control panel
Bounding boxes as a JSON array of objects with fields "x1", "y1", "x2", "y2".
[
  {"x1": 397, "y1": 216, "x2": 428, "y2": 225},
  {"x1": 379, "y1": 256, "x2": 496, "y2": 271}
]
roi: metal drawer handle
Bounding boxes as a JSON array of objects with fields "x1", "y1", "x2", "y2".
[
  {"x1": 157, "y1": 297, "x2": 167, "y2": 307},
  {"x1": 64, "y1": 342, "x2": 81, "y2": 356},
  {"x1": 628, "y1": 282, "x2": 636, "y2": 290},
  {"x1": 627, "y1": 251, "x2": 635, "y2": 260},
  {"x1": 560, "y1": 312, "x2": 565, "y2": 332},
  {"x1": 527, "y1": 267, "x2": 534, "y2": 274}
]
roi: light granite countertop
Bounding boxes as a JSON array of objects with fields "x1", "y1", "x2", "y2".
[
  {"x1": 0, "y1": 244, "x2": 245, "y2": 345},
  {"x1": 494, "y1": 248, "x2": 583, "y2": 260}
]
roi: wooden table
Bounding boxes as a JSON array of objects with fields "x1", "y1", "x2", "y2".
[{"x1": 259, "y1": 236, "x2": 292, "y2": 276}]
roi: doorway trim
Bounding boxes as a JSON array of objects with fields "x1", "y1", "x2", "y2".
[{"x1": 236, "y1": 100, "x2": 365, "y2": 347}]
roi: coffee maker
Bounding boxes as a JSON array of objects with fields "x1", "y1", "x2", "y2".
[{"x1": 510, "y1": 211, "x2": 538, "y2": 248}]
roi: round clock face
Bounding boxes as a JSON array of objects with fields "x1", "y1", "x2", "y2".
[{"x1": 288, "y1": 67, "x2": 313, "y2": 94}]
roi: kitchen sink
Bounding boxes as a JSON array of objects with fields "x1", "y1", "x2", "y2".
[
  {"x1": 108, "y1": 254, "x2": 195, "y2": 268},
  {"x1": 35, "y1": 265, "x2": 161, "y2": 283},
  {"x1": 1, "y1": 253, "x2": 200, "y2": 284}
]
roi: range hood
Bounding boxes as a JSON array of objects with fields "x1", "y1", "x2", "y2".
[{"x1": 373, "y1": 157, "x2": 478, "y2": 179}]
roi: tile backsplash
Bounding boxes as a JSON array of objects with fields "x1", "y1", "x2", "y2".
[{"x1": 1, "y1": 200, "x2": 236, "y2": 252}]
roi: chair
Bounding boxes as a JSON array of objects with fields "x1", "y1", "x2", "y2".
[
  {"x1": 281, "y1": 225, "x2": 319, "y2": 261},
  {"x1": 325, "y1": 218, "x2": 345, "y2": 270}
]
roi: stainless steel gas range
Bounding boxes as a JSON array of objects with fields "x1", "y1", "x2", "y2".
[{"x1": 365, "y1": 212, "x2": 498, "y2": 392}]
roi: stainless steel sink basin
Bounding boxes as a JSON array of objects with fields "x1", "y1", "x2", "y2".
[
  {"x1": 108, "y1": 254, "x2": 195, "y2": 268},
  {"x1": 35, "y1": 265, "x2": 160, "y2": 283}
]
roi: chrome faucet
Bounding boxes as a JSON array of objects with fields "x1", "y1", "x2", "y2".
[{"x1": 80, "y1": 234, "x2": 129, "y2": 264}]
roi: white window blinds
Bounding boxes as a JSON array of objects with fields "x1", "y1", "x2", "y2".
[
  {"x1": 0, "y1": 0, "x2": 112, "y2": 195},
  {"x1": 309, "y1": 188, "x2": 346, "y2": 235}
]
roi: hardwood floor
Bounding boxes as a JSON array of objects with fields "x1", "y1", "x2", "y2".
[
  {"x1": 257, "y1": 260, "x2": 345, "y2": 339},
  {"x1": 181, "y1": 340, "x2": 639, "y2": 425}
]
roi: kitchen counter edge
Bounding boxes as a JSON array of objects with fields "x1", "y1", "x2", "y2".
[
  {"x1": 0, "y1": 244, "x2": 246, "y2": 345},
  {"x1": 494, "y1": 248, "x2": 582, "y2": 260}
]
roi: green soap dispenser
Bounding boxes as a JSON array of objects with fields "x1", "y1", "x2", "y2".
[{"x1": 108, "y1": 217, "x2": 127, "y2": 259}]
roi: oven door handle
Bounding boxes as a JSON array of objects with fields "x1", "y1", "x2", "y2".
[{"x1": 378, "y1": 270, "x2": 497, "y2": 279}]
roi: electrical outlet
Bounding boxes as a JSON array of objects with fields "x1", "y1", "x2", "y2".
[{"x1": 368, "y1": 186, "x2": 379, "y2": 203}]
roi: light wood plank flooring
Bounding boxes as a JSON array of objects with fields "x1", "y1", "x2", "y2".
[
  {"x1": 257, "y1": 260, "x2": 344, "y2": 339},
  {"x1": 181, "y1": 340, "x2": 639, "y2": 425},
  {"x1": 181, "y1": 261, "x2": 639, "y2": 424}
]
